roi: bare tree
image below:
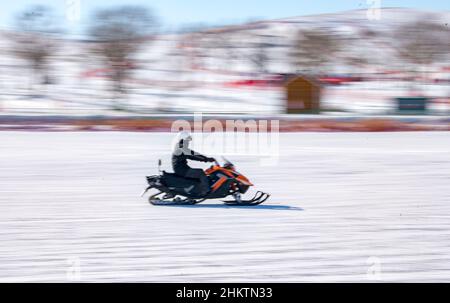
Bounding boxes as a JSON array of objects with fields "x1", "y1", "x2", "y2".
[
  {"x1": 202, "y1": 31, "x2": 240, "y2": 70},
  {"x1": 250, "y1": 40, "x2": 269, "y2": 74},
  {"x1": 12, "y1": 6, "x2": 59, "y2": 94},
  {"x1": 340, "y1": 35, "x2": 371, "y2": 74},
  {"x1": 394, "y1": 20, "x2": 450, "y2": 77},
  {"x1": 89, "y1": 6, "x2": 156, "y2": 103},
  {"x1": 291, "y1": 28, "x2": 341, "y2": 75}
]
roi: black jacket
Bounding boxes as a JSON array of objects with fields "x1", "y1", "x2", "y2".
[{"x1": 172, "y1": 141, "x2": 211, "y2": 175}]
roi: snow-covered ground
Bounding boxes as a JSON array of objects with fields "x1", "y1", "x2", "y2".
[{"x1": 1, "y1": 131, "x2": 450, "y2": 282}]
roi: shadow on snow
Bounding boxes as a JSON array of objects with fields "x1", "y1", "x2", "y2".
[{"x1": 155, "y1": 204, "x2": 304, "y2": 211}]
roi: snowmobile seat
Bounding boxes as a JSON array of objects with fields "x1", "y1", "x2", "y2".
[{"x1": 162, "y1": 171, "x2": 200, "y2": 188}]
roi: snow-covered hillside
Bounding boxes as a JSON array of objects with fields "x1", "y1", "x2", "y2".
[{"x1": 0, "y1": 8, "x2": 449, "y2": 115}]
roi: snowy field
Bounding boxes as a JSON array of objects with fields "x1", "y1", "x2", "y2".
[{"x1": 1, "y1": 131, "x2": 450, "y2": 282}]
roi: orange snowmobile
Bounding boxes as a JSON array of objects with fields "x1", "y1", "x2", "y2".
[{"x1": 142, "y1": 158, "x2": 270, "y2": 206}]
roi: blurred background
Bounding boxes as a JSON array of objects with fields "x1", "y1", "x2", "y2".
[{"x1": 0, "y1": 0, "x2": 449, "y2": 116}]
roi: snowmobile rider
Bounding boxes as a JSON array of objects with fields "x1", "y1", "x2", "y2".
[{"x1": 172, "y1": 131, "x2": 216, "y2": 196}]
